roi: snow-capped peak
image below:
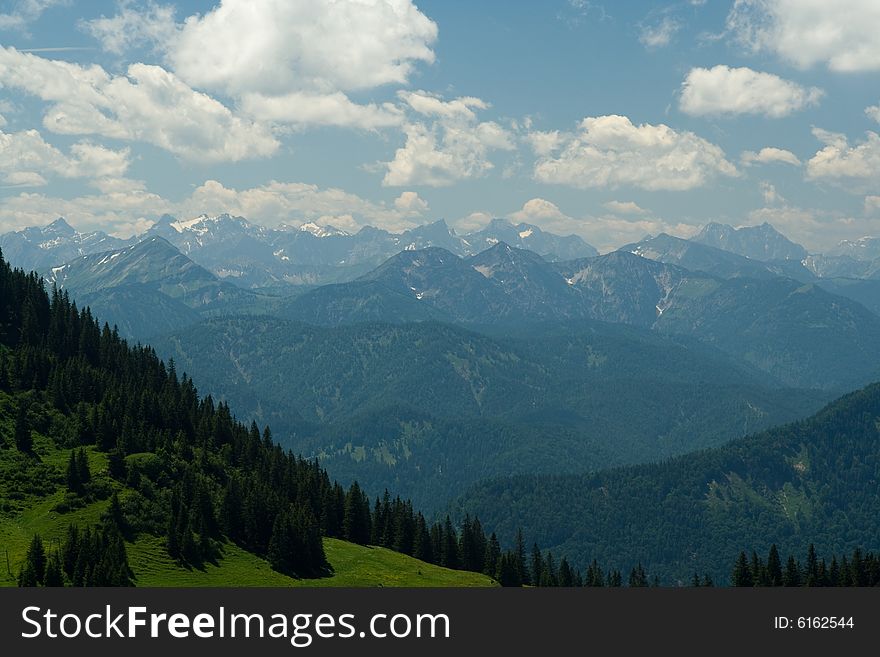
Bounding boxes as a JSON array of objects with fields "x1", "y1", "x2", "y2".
[{"x1": 299, "y1": 222, "x2": 348, "y2": 238}]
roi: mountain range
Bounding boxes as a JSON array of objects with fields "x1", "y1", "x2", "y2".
[
  {"x1": 1, "y1": 214, "x2": 598, "y2": 291},
  {"x1": 151, "y1": 316, "x2": 825, "y2": 510}
]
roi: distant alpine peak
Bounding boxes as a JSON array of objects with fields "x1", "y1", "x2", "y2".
[
  {"x1": 298, "y1": 221, "x2": 349, "y2": 238},
  {"x1": 45, "y1": 217, "x2": 76, "y2": 236},
  {"x1": 691, "y1": 221, "x2": 806, "y2": 261}
]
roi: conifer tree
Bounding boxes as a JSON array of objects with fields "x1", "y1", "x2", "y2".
[
  {"x1": 767, "y1": 544, "x2": 782, "y2": 587},
  {"x1": 732, "y1": 551, "x2": 752, "y2": 587},
  {"x1": 44, "y1": 552, "x2": 64, "y2": 587},
  {"x1": 25, "y1": 534, "x2": 46, "y2": 585},
  {"x1": 14, "y1": 402, "x2": 32, "y2": 453},
  {"x1": 783, "y1": 556, "x2": 801, "y2": 587}
]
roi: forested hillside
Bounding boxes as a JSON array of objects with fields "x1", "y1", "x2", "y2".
[
  {"x1": 0, "y1": 249, "x2": 495, "y2": 587},
  {"x1": 454, "y1": 381, "x2": 880, "y2": 584},
  {"x1": 153, "y1": 316, "x2": 826, "y2": 509}
]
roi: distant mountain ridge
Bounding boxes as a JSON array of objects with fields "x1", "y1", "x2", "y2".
[
  {"x1": 0, "y1": 217, "x2": 128, "y2": 271},
  {"x1": 283, "y1": 243, "x2": 880, "y2": 391},
  {"x1": 0, "y1": 214, "x2": 597, "y2": 290},
  {"x1": 691, "y1": 222, "x2": 808, "y2": 261}
]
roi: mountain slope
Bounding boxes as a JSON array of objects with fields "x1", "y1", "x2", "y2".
[
  {"x1": 454, "y1": 381, "x2": 880, "y2": 584},
  {"x1": 275, "y1": 245, "x2": 880, "y2": 390},
  {"x1": 622, "y1": 233, "x2": 814, "y2": 281},
  {"x1": 45, "y1": 237, "x2": 265, "y2": 339},
  {"x1": 691, "y1": 222, "x2": 807, "y2": 261},
  {"x1": 463, "y1": 218, "x2": 597, "y2": 260},
  {"x1": 0, "y1": 251, "x2": 496, "y2": 588},
  {"x1": 151, "y1": 316, "x2": 827, "y2": 509}
]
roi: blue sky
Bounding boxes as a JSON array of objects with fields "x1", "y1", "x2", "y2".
[{"x1": 0, "y1": 0, "x2": 878, "y2": 251}]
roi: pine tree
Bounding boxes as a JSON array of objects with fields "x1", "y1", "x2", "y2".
[
  {"x1": 628, "y1": 563, "x2": 647, "y2": 587},
  {"x1": 732, "y1": 551, "x2": 752, "y2": 587},
  {"x1": 585, "y1": 560, "x2": 604, "y2": 587},
  {"x1": 530, "y1": 543, "x2": 543, "y2": 587},
  {"x1": 66, "y1": 450, "x2": 82, "y2": 493},
  {"x1": 783, "y1": 555, "x2": 801, "y2": 587},
  {"x1": 14, "y1": 402, "x2": 32, "y2": 453},
  {"x1": 514, "y1": 529, "x2": 529, "y2": 585},
  {"x1": 484, "y1": 532, "x2": 501, "y2": 578},
  {"x1": 24, "y1": 534, "x2": 46, "y2": 585},
  {"x1": 805, "y1": 544, "x2": 819, "y2": 586},
  {"x1": 44, "y1": 552, "x2": 64, "y2": 587},
  {"x1": 766, "y1": 544, "x2": 782, "y2": 587},
  {"x1": 607, "y1": 569, "x2": 622, "y2": 587}
]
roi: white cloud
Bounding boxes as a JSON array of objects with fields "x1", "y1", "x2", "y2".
[
  {"x1": 526, "y1": 130, "x2": 564, "y2": 157},
  {"x1": 0, "y1": 47, "x2": 278, "y2": 162},
  {"x1": 457, "y1": 198, "x2": 696, "y2": 253},
  {"x1": 0, "y1": 0, "x2": 67, "y2": 31},
  {"x1": 170, "y1": 0, "x2": 436, "y2": 96},
  {"x1": 455, "y1": 211, "x2": 494, "y2": 233},
  {"x1": 759, "y1": 181, "x2": 783, "y2": 204},
  {"x1": 79, "y1": 0, "x2": 177, "y2": 55},
  {"x1": 727, "y1": 0, "x2": 880, "y2": 72},
  {"x1": 640, "y1": 17, "x2": 681, "y2": 49},
  {"x1": 81, "y1": 0, "x2": 437, "y2": 131},
  {"x1": 382, "y1": 91, "x2": 515, "y2": 187},
  {"x1": 167, "y1": 0, "x2": 435, "y2": 130},
  {"x1": 0, "y1": 178, "x2": 430, "y2": 237},
  {"x1": 0, "y1": 127, "x2": 130, "y2": 187},
  {"x1": 0, "y1": 188, "x2": 171, "y2": 237},
  {"x1": 240, "y1": 92, "x2": 404, "y2": 130},
  {"x1": 531, "y1": 114, "x2": 737, "y2": 191},
  {"x1": 806, "y1": 128, "x2": 880, "y2": 189},
  {"x1": 2, "y1": 172, "x2": 48, "y2": 187},
  {"x1": 866, "y1": 103, "x2": 880, "y2": 124},
  {"x1": 747, "y1": 204, "x2": 879, "y2": 251},
  {"x1": 864, "y1": 196, "x2": 880, "y2": 215},
  {"x1": 393, "y1": 191, "x2": 429, "y2": 215},
  {"x1": 680, "y1": 65, "x2": 823, "y2": 118},
  {"x1": 741, "y1": 147, "x2": 801, "y2": 166},
  {"x1": 603, "y1": 200, "x2": 649, "y2": 215}
]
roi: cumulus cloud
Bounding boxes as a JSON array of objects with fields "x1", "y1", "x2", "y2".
[
  {"x1": 240, "y1": 92, "x2": 403, "y2": 130},
  {"x1": 0, "y1": 127, "x2": 130, "y2": 187},
  {"x1": 0, "y1": 47, "x2": 278, "y2": 162},
  {"x1": 680, "y1": 65, "x2": 823, "y2": 118},
  {"x1": 456, "y1": 198, "x2": 695, "y2": 253},
  {"x1": 741, "y1": 147, "x2": 801, "y2": 166},
  {"x1": 759, "y1": 181, "x2": 784, "y2": 204},
  {"x1": 806, "y1": 128, "x2": 880, "y2": 190},
  {"x1": 79, "y1": 0, "x2": 177, "y2": 54},
  {"x1": 160, "y1": 0, "x2": 435, "y2": 130},
  {"x1": 866, "y1": 103, "x2": 880, "y2": 124},
  {"x1": 640, "y1": 17, "x2": 681, "y2": 49},
  {"x1": 381, "y1": 91, "x2": 515, "y2": 187},
  {"x1": 393, "y1": 191, "x2": 429, "y2": 215},
  {"x1": 604, "y1": 200, "x2": 649, "y2": 215},
  {"x1": 747, "y1": 204, "x2": 878, "y2": 251},
  {"x1": 0, "y1": 0, "x2": 67, "y2": 32},
  {"x1": 0, "y1": 178, "x2": 431, "y2": 237},
  {"x1": 530, "y1": 114, "x2": 737, "y2": 191},
  {"x1": 727, "y1": 0, "x2": 880, "y2": 72}
]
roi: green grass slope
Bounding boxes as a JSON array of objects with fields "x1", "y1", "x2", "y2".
[{"x1": 0, "y1": 395, "x2": 494, "y2": 588}]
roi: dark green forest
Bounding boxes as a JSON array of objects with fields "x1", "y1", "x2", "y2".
[
  {"x1": 455, "y1": 380, "x2": 880, "y2": 583},
  {"x1": 152, "y1": 316, "x2": 826, "y2": 510}
]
